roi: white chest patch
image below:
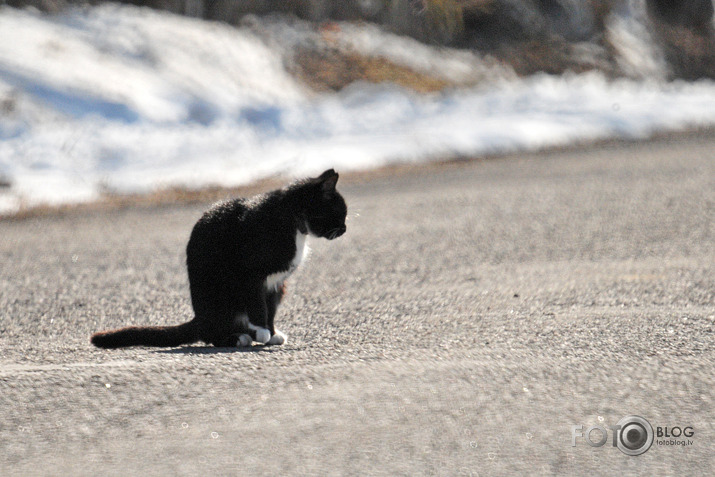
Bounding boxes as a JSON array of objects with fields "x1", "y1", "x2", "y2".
[{"x1": 265, "y1": 231, "x2": 309, "y2": 291}]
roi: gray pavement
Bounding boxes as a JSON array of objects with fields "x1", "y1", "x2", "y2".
[{"x1": 1, "y1": 134, "x2": 713, "y2": 475}]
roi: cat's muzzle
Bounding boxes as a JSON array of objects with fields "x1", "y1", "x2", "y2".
[{"x1": 328, "y1": 225, "x2": 346, "y2": 240}]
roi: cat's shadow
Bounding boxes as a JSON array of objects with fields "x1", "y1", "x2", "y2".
[{"x1": 154, "y1": 345, "x2": 280, "y2": 355}]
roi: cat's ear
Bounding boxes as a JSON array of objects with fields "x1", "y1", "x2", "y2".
[{"x1": 318, "y1": 169, "x2": 339, "y2": 194}]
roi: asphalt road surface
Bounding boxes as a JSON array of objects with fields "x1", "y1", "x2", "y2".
[{"x1": 1, "y1": 134, "x2": 713, "y2": 476}]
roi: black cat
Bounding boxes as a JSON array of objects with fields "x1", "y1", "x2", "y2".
[{"x1": 91, "y1": 169, "x2": 347, "y2": 348}]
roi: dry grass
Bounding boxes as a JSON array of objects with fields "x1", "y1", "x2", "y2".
[
  {"x1": 495, "y1": 38, "x2": 610, "y2": 77},
  {"x1": 654, "y1": 24, "x2": 715, "y2": 80},
  {"x1": 292, "y1": 46, "x2": 450, "y2": 93}
]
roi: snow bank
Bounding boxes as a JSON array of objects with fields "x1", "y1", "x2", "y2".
[{"x1": 1, "y1": 4, "x2": 714, "y2": 214}]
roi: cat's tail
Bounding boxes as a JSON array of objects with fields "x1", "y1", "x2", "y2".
[{"x1": 91, "y1": 319, "x2": 199, "y2": 349}]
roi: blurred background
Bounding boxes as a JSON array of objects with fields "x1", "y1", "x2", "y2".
[{"x1": 1, "y1": 0, "x2": 714, "y2": 214}]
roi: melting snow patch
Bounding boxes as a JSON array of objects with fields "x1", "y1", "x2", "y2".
[{"x1": 1, "y1": 5, "x2": 715, "y2": 213}]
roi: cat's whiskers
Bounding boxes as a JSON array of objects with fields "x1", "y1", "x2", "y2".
[{"x1": 327, "y1": 227, "x2": 344, "y2": 240}]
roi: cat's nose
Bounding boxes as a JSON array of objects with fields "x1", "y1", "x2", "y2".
[{"x1": 334, "y1": 225, "x2": 346, "y2": 238}]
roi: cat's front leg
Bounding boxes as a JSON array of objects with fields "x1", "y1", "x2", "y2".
[
  {"x1": 265, "y1": 286, "x2": 287, "y2": 345},
  {"x1": 268, "y1": 330, "x2": 287, "y2": 345}
]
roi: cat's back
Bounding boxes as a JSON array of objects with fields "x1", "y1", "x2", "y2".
[
  {"x1": 197, "y1": 197, "x2": 250, "y2": 226},
  {"x1": 187, "y1": 198, "x2": 251, "y2": 254},
  {"x1": 187, "y1": 192, "x2": 286, "y2": 257}
]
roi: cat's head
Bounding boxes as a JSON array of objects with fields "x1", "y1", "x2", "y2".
[{"x1": 299, "y1": 169, "x2": 347, "y2": 240}]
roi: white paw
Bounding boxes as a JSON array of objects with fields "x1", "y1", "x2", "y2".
[
  {"x1": 255, "y1": 328, "x2": 271, "y2": 344},
  {"x1": 268, "y1": 330, "x2": 287, "y2": 346},
  {"x1": 238, "y1": 334, "x2": 252, "y2": 347}
]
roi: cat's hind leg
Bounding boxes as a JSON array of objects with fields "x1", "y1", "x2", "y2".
[
  {"x1": 244, "y1": 285, "x2": 272, "y2": 344},
  {"x1": 246, "y1": 322, "x2": 270, "y2": 344},
  {"x1": 207, "y1": 310, "x2": 256, "y2": 347},
  {"x1": 196, "y1": 310, "x2": 244, "y2": 347},
  {"x1": 221, "y1": 332, "x2": 252, "y2": 347},
  {"x1": 234, "y1": 312, "x2": 270, "y2": 345}
]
